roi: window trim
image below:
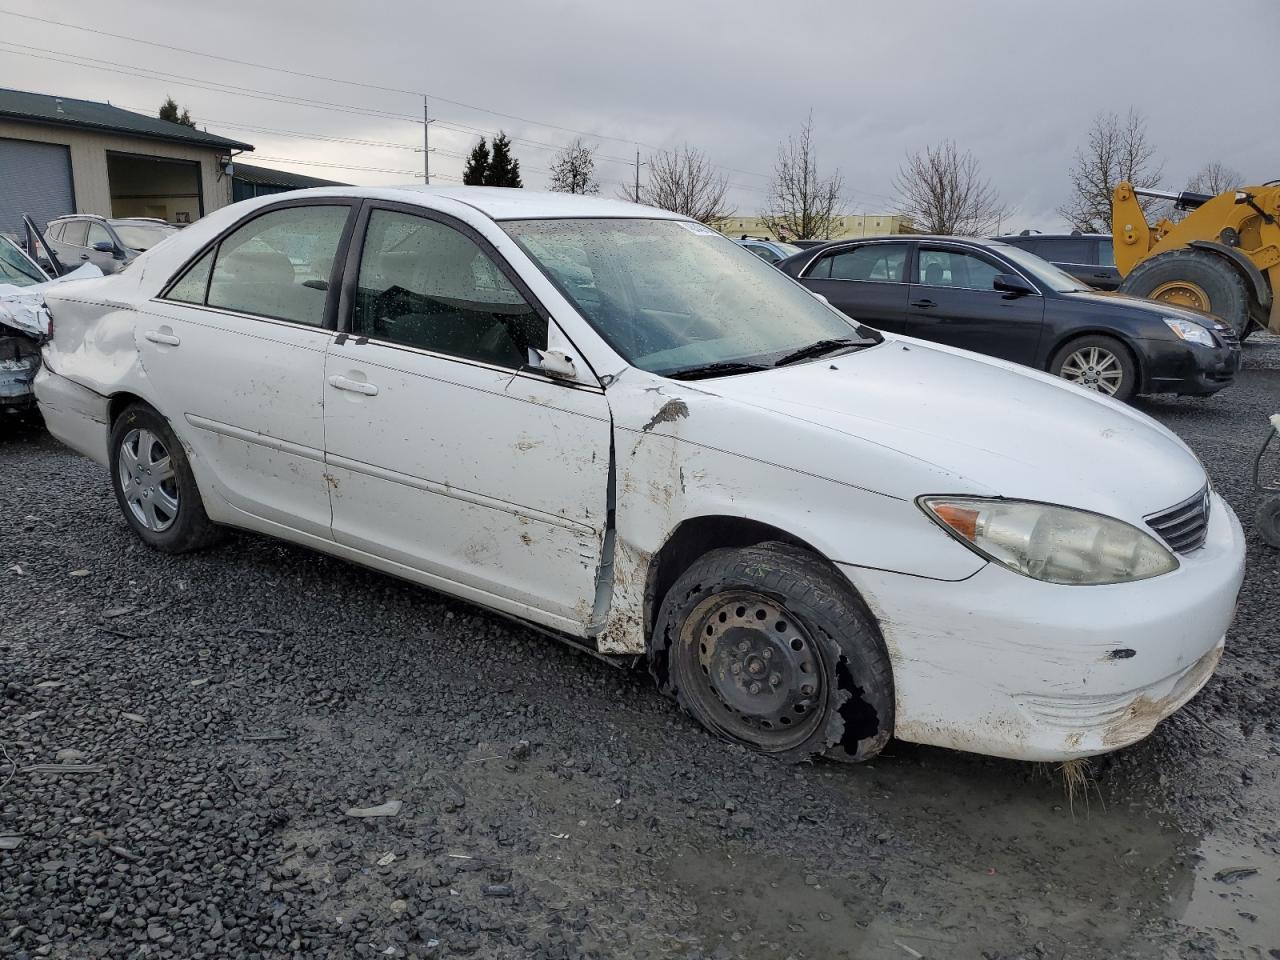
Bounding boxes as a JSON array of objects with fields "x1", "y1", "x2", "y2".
[
  {"x1": 912, "y1": 242, "x2": 1042, "y2": 296},
  {"x1": 157, "y1": 197, "x2": 360, "y2": 331},
  {"x1": 337, "y1": 200, "x2": 585, "y2": 381}
]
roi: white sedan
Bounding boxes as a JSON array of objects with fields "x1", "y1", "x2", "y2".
[{"x1": 31, "y1": 187, "x2": 1245, "y2": 763}]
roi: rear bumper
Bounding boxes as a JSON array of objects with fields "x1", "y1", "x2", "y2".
[
  {"x1": 33, "y1": 366, "x2": 111, "y2": 465},
  {"x1": 844, "y1": 492, "x2": 1245, "y2": 761}
]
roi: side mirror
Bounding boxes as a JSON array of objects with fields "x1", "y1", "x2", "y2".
[
  {"x1": 92, "y1": 240, "x2": 116, "y2": 254},
  {"x1": 528, "y1": 347, "x2": 577, "y2": 380},
  {"x1": 993, "y1": 273, "x2": 1036, "y2": 298}
]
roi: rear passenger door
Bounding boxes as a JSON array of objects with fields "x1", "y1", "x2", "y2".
[
  {"x1": 906, "y1": 244, "x2": 1045, "y2": 365},
  {"x1": 142, "y1": 200, "x2": 356, "y2": 538},
  {"x1": 797, "y1": 242, "x2": 911, "y2": 333},
  {"x1": 322, "y1": 203, "x2": 611, "y2": 632}
]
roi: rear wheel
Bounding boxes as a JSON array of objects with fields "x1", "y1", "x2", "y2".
[
  {"x1": 109, "y1": 403, "x2": 221, "y2": 553},
  {"x1": 1121, "y1": 248, "x2": 1251, "y2": 336},
  {"x1": 1049, "y1": 334, "x2": 1138, "y2": 402},
  {"x1": 651, "y1": 541, "x2": 893, "y2": 763}
]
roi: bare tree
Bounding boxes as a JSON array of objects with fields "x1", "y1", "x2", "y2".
[
  {"x1": 893, "y1": 140, "x2": 1005, "y2": 236},
  {"x1": 637, "y1": 143, "x2": 732, "y2": 223},
  {"x1": 548, "y1": 138, "x2": 600, "y2": 195},
  {"x1": 761, "y1": 112, "x2": 843, "y2": 240},
  {"x1": 1059, "y1": 108, "x2": 1162, "y2": 232},
  {"x1": 1186, "y1": 161, "x2": 1244, "y2": 196}
]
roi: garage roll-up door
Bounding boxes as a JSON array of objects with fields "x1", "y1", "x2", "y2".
[{"x1": 0, "y1": 137, "x2": 74, "y2": 236}]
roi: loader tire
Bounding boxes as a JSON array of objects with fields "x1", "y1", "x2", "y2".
[{"x1": 1120, "y1": 249, "x2": 1251, "y2": 337}]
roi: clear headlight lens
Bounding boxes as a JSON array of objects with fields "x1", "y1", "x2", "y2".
[
  {"x1": 1164, "y1": 317, "x2": 1215, "y2": 347},
  {"x1": 920, "y1": 497, "x2": 1179, "y2": 585}
]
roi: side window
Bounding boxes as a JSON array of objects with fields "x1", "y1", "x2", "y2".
[
  {"x1": 805, "y1": 254, "x2": 832, "y2": 279},
  {"x1": 46, "y1": 223, "x2": 64, "y2": 242},
  {"x1": 1046, "y1": 238, "x2": 1092, "y2": 263},
  {"x1": 828, "y1": 244, "x2": 908, "y2": 282},
  {"x1": 206, "y1": 205, "x2": 348, "y2": 326},
  {"x1": 165, "y1": 249, "x2": 215, "y2": 305},
  {"x1": 746, "y1": 244, "x2": 779, "y2": 264},
  {"x1": 61, "y1": 220, "x2": 88, "y2": 246},
  {"x1": 351, "y1": 209, "x2": 546, "y2": 369},
  {"x1": 1096, "y1": 239, "x2": 1116, "y2": 267},
  {"x1": 87, "y1": 223, "x2": 112, "y2": 248},
  {"x1": 917, "y1": 248, "x2": 1003, "y2": 290}
]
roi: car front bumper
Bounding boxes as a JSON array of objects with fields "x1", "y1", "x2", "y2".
[
  {"x1": 844, "y1": 491, "x2": 1245, "y2": 761},
  {"x1": 1143, "y1": 337, "x2": 1240, "y2": 396}
]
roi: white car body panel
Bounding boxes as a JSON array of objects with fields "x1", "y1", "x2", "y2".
[{"x1": 29, "y1": 186, "x2": 1247, "y2": 762}]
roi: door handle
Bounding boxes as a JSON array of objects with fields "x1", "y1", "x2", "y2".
[
  {"x1": 328, "y1": 374, "x2": 378, "y2": 396},
  {"x1": 910, "y1": 298, "x2": 936, "y2": 309},
  {"x1": 144, "y1": 331, "x2": 181, "y2": 346},
  {"x1": 1093, "y1": 272, "x2": 1112, "y2": 279},
  {"x1": 80, "y1": 253, "x2": 90, "y2": 260}
]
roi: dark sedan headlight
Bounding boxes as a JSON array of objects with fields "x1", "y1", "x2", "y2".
[{"x1": 1163, "y1": 317, "x2": 1215, "y2": 347}]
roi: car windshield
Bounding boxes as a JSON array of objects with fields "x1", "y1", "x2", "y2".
[
  {"x1": 993, "y1": 243, "x2": 1088, "y2": 292},
  {"x1": 0, "y1": 237, "x2": 46, "y2": 286},
  {"x1": 112, "y1": 222, "x2": 178, "y2": 252},
  {"x1": 503, "y1": 218, "x2": 879, "y2": 376}
]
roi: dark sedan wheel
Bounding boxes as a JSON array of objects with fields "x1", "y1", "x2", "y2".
[
  {"x1": 109, "y1": 403, "x2": 222, "y2": 553},
  {"x1": 1050, "y1": 335, "x2": 1137, "y2": 402},
  {"x1": 652, "y1": 541, "x2": 894, "y2": 763}
]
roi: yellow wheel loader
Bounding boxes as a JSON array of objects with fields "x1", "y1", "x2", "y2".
[{"x1": 1111, "y1": 180, "x2": 1280, "y2": 340}]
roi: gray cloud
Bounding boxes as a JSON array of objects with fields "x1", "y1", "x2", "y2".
[{"x1": 4, "y1": 0, "x2": 1277, "y2": 231}]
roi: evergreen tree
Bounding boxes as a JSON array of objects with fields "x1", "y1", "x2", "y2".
[
  {"x1": 462, "y1": 138, "x2": 490, "y2": 185},
  {"x1": 158, "y1": 97, "x2": 196, "y2": 128},
  {"x1": 483, "y1": 132, "x2": 523, "y2": 188}
]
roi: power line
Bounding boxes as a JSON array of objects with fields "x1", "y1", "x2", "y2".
[
  {"x1": 0, "y1": 13, "x2": 773, "y2": 180},
  {"x1": 251, "y1": 155, "x2": 462, "y2": 181},
  {"x1": 0, "y1": 6, "x2": 664, "y2": 151}
]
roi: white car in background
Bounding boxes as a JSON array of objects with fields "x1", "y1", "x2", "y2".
[{"x1": 29, "y1": 187, "x2": 1246, "y2": 763}]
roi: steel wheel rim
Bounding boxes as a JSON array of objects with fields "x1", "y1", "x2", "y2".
[
  {"x1": 682, "y1": 591, "x2": 825, "y2": 750},
  {"x1": 117, "y1": 428, "x2": 179, "y2": 532},
  {"x1": 1060, "y1": 346, "x2": 1124, "y2": 396},
  {"x1": 1150, "y1": 279, "x2": 1210, "y2": 313}
]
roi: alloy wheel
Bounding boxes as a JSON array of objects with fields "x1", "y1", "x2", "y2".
[
  {"x1": 117, "y1": 428, "x2": 180, "y2": 532},
  {"x1": 1059, "y1": 346, "x2": 1124, "y2": 396}
]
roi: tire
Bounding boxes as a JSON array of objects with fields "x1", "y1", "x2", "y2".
[
  {"x1": 1258, "y1": 496, "x2": 1280, "y2": 549},
  {"x1": 651, "y1": 541, "x2": 893, "y2": 764},
  {"x1": 1049, "y1": 334, "x2": 1139, "y2": 402},
  {"x1": 109, "y1": 402, "x2": 221, "y2": 553},
  {"x1": 1121, "y1": 248, "x2": 1252, "y2": 337}
]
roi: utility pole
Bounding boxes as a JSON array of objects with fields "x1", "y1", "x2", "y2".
[
  {"x1": 418, "y1": 96, "x2": 437, "y2": 184},
  {"x1": 632, "y1": 149, "x2": 646, "y2": 203}
]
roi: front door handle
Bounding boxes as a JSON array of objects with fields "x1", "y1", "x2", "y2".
[
  {"x1": 328, "y1": 374, "x2": 378, "y2": 396},
  {"x1": 144, "y1": 330, "x2": 181, "y2": 346},
  {"x1": 910, "y1": 298, "x2": 936, "y2": 309}
]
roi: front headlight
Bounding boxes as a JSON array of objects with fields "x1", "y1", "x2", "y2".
[
  {"x1": 919, "y1": 497, "x2": 1178, "y2": 585},
  {"x1": 1163, "y1": 317, "x2": 1215, "y2": 347}
]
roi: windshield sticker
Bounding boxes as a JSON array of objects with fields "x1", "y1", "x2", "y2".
[{"x1": 676, "y1": 221, "x2": 718, "y2": 237}]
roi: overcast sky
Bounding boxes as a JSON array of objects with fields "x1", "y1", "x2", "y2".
[{"x1": 3, "y1": 0, "x2": 1277, "y2": 231}]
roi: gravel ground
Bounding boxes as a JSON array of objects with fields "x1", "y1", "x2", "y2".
[{"x1": 2, "y1": 335, "x2": 1278, "y2": 960}]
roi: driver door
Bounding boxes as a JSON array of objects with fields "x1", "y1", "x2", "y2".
[{"x1": 322, "y1": 203, "x2": 612, "y2": 631}]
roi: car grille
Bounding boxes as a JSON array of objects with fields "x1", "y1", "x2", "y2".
[{"x1": 1146, "y1": 486, "x2": 1211, "y2": 554}]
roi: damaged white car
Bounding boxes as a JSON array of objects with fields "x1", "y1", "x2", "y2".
[{"x1": 26, "y1": 187, "x2": 1246, "y2": 763}]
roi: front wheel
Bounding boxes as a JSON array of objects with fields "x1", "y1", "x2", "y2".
[
  {"x1": 1049, "y1": 334, "x2": 1138, "y2": 402},
  {"x1": 109, "y1": 403, "x2": 221, "y2": 553},
  {"x1": 652, "y1": 542, "x2": 894, "y2": 763}
]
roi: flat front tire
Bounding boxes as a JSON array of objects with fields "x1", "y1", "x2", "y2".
[
  {"x1": 109, "y1": 403, "x2": 221, "y2": 553},
  {"x1": 652, "y1": 542, "x2": 894, "y2": 763}
]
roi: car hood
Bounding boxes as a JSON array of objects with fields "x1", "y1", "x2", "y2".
[
  {"x1": 695, "y1": 337, "x2": 1206, "y2": 520},
  {"x1": 1061, "y1": 288, "x2": 1219, "y2": 328}
]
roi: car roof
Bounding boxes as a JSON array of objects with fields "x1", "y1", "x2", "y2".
[
  {"x1": 996, "y1": 232, "x2": 1111, "y2": 240},
  {"x1": 261, "y1": 185, "x2": 686, "y2": 222}
]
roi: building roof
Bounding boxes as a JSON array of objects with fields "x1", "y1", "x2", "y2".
[
  {"x1": 0, "y1": 87, "x2": 253, "y2": 152},
  {"x1": 231, "y1": 163, "x2": 346, "y2": 189}
]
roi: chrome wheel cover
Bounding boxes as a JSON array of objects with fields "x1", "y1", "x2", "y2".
[{"x1": 117, "y1": 428, "x2": 179, "y2": 532}]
